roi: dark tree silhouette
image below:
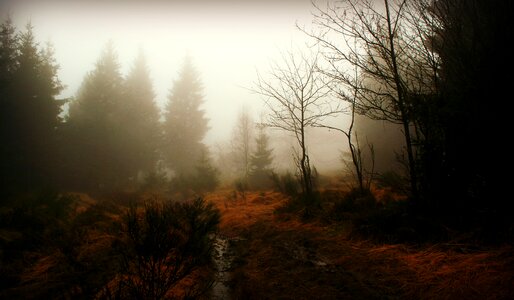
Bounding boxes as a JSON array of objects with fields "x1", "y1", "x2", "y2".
[
  {"x1": 304, "y1": 0, "x2": 442, "y2": 200},
  {"x1": 249, "y1": 125, "x2": 274, "y2": 189},
  {"x1": 64, "y1": 42, "x2": 125, "y2": 190},
  {"x1": 0, "y1": 16, "x2": 17, "y2": 88},
  {"x1": 120, "y1": 49, "x2": 162, "y2": 181},
  {"x1": 0, "y1": 16, "x2": 18, "y2": 193},
  {"x1": 305, "y1": 0, "x2": 512, "y2": 215},
  {"x1": 163, "y1": 56, "x2": 209, "y2": 177},
  {"x1": 253, "y1": 50, "x2": 333, "y2": 200},
  {"x1": 416, "y1": 0, "x2": 512, "y2": 211},
  {"x1": 193, "y1": 148, "x2": 220, "y2": 193},
  {"x1": 1, "y1": 21, "x2": 63, "y2": 193}
]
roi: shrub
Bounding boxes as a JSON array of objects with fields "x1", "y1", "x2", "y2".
[
  {"x1": 375, "y1": 171, "x2": 408, "y2": 194},
  {"x1": 169, "y1": 163, "x2": 220, "y2": 195},
  {"x1": 114, "y1": 197, "x2": 220, "y2": 299},
  {"x1": 270, "y1": 171, "x2": 300, "y2": 198},
  {"x1": 234, "y1": 178, "x2": 249, "y2": 201},
  {"x1": 248, "y1": 169, "x2": 273, "y2": 190},
  {"x1": 140, "y1": 170, "x2": 169, "y2": 191},
  {"x1": 333, "y1": 188, "x2": 377, "y2": 216},
  {"x1": 271, "y1": 171, "x2": 322, "y2": 219}
]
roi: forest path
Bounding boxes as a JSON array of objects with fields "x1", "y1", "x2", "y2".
[{"x1": 206, "y1": 190, "x2": 514, "y2": 300}]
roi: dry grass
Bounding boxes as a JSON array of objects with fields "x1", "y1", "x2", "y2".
[
  {"x1": 205, "y1": 189, "x2": 286, "y2": 237},
  {"x1": 210, "y1": 189, "x2": 514, "y2": 300},
  {"x1": 5, "y1": 189, "x2": 512, "y2": 299}
]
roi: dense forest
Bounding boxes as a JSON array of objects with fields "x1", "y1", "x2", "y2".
[{"x1": 1, "y1": 0, "x2": 513, "y2": 299}]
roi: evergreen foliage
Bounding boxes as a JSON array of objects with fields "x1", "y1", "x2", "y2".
[
  {"x1": 64, "y1": 42, "x2": 125, "y2": 190},
  {"x1": 163, "y1": 56, "x2": 209, "y2": 176},
  {"x1": 120, "y1": 49, "x2": 161, "y2": 179},
  {"x1": 249, "y1": 126, "x2": 273, "y2": 189},
  {"x1": 0, "y1": 21, "x2": 63, "y2": 193},
  {"x1": 193, "y1": 148, "x2": 220, "y2": 192}
]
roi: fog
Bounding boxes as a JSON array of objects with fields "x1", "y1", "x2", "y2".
[
  {"x1": 4, "y1": 0, "x2": 310, "y2": 140},
  {"x1": 2, "y1": 0, "x2": 351, "y2": 174},
  {"x1": 2, "y1": 1, "x2": 512, "y2": 298}
]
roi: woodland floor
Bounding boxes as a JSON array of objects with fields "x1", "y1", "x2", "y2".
[{"x1": 205, "y1": 190, "x2": 514, "y2": 300}]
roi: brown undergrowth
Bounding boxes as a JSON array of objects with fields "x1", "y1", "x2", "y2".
[{"x1": 207, "y1": 190, "x2": 514, "y2": 300}]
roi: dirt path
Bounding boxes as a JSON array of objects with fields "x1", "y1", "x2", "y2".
[{"x1": 206, "y1": 190, "x2": 514, "y2": 300}]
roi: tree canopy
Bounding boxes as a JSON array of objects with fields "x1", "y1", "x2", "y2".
[
  {"x1": 64, "y1": 42, "x2": 126, "y2": 190},
  {"x1": 1, "y1": 21, "x2": 63, "y2": 193},
  {"x1": 163, "y1": 56, "x2": 209, "y2": 176}
]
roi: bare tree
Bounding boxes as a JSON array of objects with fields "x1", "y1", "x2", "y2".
[
  {"x1": 253, "y1": 50, "x2": 333, "y2": 199},
  {"x1": 302, "y1": 0, "x2": 441, "y2": 199},
  {"x1": 230, "y1": 106, "x2": 254, "y2": 181},
  {"x1": 314, "y1": 61, "x2": 374, "y2": 193}
]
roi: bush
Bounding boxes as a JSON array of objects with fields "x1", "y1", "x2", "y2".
[
  {"x1": 234, "y1": 178, "x2": 249, "y2": 201},
  {"x1": 347, "y1": 199, "x2": 452, "y2": 244},
  {"x1": 140, "y1": 170, "x2": 169, "y2": 191},
  {"x1": 333, "y1": 188, "x2": 377, "y2": 216},
  {"x1": 169, "y1": 173, "x2": 194, "y2": 196},
  {"x1": 113, "y1": 197, "x2": 220, "y2": 299},
  {"x1": 271, "y1": 171, "x2": 323, "y2": 220},
  {"x1": 193, "y1": 150, "x2": 220, "y2": 193},
  {"x1": 0, "y1": 191, "x2": 122, "y2": 299},
  {"x1": 375, "y1": 171, "x2": 408, "y2": 194},
  {"x1": 169, "y1": 165, "x2": 220, "y2": 195},
  {"x1": 270, "y1": 171, "x2": 300, "y2": 198},
  {"x1": 0, "y1": 190, "x2": 75, "y2": 254},
  {"x1": 248, "y1": 169, "x2": 273, "y2": 190}
]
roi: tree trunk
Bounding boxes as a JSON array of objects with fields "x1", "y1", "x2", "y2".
[{"x1": 384, "y1": 0, "x2": 418, "y2": 200}]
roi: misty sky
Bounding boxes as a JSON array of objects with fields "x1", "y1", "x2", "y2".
[
  {"x1": 2, "y1": 0, "x2": 316, "y2": 142},
  {"x1": 1, "y1": 0, "x2": 347, "y2": 172}
]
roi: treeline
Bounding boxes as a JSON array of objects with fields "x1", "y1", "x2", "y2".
[
  {"x1": 252, "y1": 0, "x2": 512, "y2": 232},
  {"x1": 343, "y1": 0, "x2": 511, "y2": 215},
  {"x1": 0, "y1": 19, "x2": 225, "y2": 297},
  {"x1": 328, "y1": 0, "x2": 511, "y2": 214},
  {"x1": 0, "y1": 18, "x2": 220, "y2": 196}
]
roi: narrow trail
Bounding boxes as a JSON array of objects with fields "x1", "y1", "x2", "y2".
[
  {"x1": 206, "y1": 190, "x2": 514, "y2": 300},
  {"x1": 211, "y1": 236, "x2": 232, "y2": 300}
]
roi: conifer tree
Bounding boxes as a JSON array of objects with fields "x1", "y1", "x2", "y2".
[
  {"x1": 193, "y1": 148, "x2": 220, "y2": 192},
  {"x1": 65, "y1": 42, "x2": 125, "y2": 190},
  {"x1": 0, "y1": 16, "x2": 19, "y2": 191},
  {"x1": 1, "y1": 22, "x2": 63, "y2": 190},
  {"x1": 0, "y1": 16, "x2": 17, "y2": 89},
  {"x1": 249, "y1": 125, "x2": 273, "y2": 189},
  {"x1": 120, "y1": 49, "x2": 161, "y2": 180},
  {"x1": 163, "y1": 56, "x2": 209, "y2": 176}
]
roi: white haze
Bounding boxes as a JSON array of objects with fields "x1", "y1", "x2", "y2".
[{"x1": 2, "y1": 0, "x2": 347, "y2": 173}]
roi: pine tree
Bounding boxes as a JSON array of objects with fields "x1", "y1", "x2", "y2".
[
  {"x1": 193, "y1": 148, "x2": 219, "y2": 192},
  {"x1": 249, "y1": 126, "x2": 273, "y2": 189},
  {"x1": 65, "y1": 42, "x2": 125, "y2": 190},
  {"x1": 0, "y1": 16, "x2": 17, "y2": 88},
  {"x1": 68, "y1": 41, "x2": 123, "y2": 125},
  {"x1": 0, "y1": 16, "x2": 19, "y2": 191},
  {"x1": 1, "y1": 22, "x2": 63, "y2": 190},
  {"x1": 163, "y1": 56, "x2": 209, "y2": 176},
  {"x1": 121, "y1": 49, "x2": 161, "y2": 180}
]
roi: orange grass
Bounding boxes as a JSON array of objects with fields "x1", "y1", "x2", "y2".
[
  {"x1": 205, "y1": 190, "x2": 286, "y2": 237},
  {"x1": 213, "y1": 190, "x2": 514, "y2": 299},
  {"x1": 26, "y1": 190, "x2": 510, "y2": 299}
]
